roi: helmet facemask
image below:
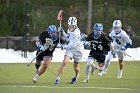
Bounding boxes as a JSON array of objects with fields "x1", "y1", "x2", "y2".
[
  {"x1": 68, "y1": 25, "x2": 76, "y2": 31},
  {"x1": 113, "y1": 20, "x2": 122, "y2": 34},
  {"x1": 47, "y1": 25, "x2": 58, "y2": 41},
  {"x1": 113, "y1": 27, "x2": 121, "y2": 33},
  {"x1": 48, "y1": 32, "x2": 58, "y2": 41},
  {"x1": 93, "y1": 23, "x2": 103, "y2": 39},
  {"x1": 94, "y1": 30, "x2": 102, "y2": 39}
]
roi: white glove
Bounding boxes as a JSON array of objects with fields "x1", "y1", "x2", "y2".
[
  {"x1": 83, "y1": 41, "x2": 90, "y2": 46},
  {"x1": 58, "y1": 27, "x2": 64, "y2": 32}
]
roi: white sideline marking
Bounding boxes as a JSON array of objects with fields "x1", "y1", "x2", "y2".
[{"x1": 0, "y1": 85, "x2": 140, "y2": 91}]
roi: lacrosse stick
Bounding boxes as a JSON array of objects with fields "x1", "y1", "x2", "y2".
[
  {"x1": 27, "y1": 51, "x2": 41, "y2": 67},
  {"x1": 57, "y1": 10, "x2": 63, "y2": 44}
]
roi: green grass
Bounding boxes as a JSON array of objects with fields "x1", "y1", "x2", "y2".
[{"x1": 0, "y1": 62, "x2": 140, "y2": 93}]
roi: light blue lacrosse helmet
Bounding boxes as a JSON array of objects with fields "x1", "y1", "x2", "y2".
[
  {"x1": 93, "y1": 23, "x2": 103, "y2": 39},
  {"x1": 47, "y1": 25, "x2": 58, "y2": 41}
]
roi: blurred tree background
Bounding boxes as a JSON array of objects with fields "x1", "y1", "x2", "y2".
[{"x1": 0, "y1": 0, "x2": 140, "y2": 36}]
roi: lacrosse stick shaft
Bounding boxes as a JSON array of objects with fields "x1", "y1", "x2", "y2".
[
  {"x1": 27, "y1": 51, "x2": 41, "y2": 67},
  {"x1": 58, "y1": 10, "x2": 63, "y2": 44}
]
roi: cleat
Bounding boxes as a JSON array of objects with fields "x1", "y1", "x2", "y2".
[
  {"x1": 117, "y1": 70, "x2": 122, "y2": 79},
  {"x1": 54, "y1": 78, "x2": 60, "y2": 84},
  {"x1": 82, "y1": 79, "x2": 89, "y2": 83},
  {"x1": 33, "y1": 74, "x2": 39, "y2": 83},
  {"x1": 70, "y1": 77, "x2": 77, "y2": 84}
]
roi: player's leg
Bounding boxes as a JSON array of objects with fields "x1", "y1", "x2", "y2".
[
  {"x1": 117, "y1": 60, "x2": 123, "y2": 78},
  {"x1": 33, "y1": 59, "x2": 42, "y2": 83},
  {"x1": 98, "y1": 51, "x2": 113, "y2": 76},
  {"x1": 70, "y1": 51, "x2": 83, "y2": 84},
  {"x1": 33, "y1": 56, "x2": 52, "y2": 83},
  {"x1": 83, "y1": 57, "x2": 94, "y2": 83},
  {"x1": 38, "y1": 56, "x2": 52, "y2": 75},
  {"x1": 70, "y1": 62, "x2": 80, "y2": 84},
  {"x1": 55, "y1": 55, "x2": 71, "y2": 84},
  {"x1": 117, "y1": 51, "x2": 124, "y2": 78},
  {"x1": 91, "y1": 61, "x2": 97, "y2": 75},
  {"x1": 35, "y1": 59, "x2": 41, "y2": 74},
  {"x1": 94, "y1": 54, "x2": 105, "y2": 76}
]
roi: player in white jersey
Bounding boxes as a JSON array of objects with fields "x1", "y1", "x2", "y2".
[
  {"x1": 98, "y1": 20, "x2": 132, "y2": 78},
  {"x1": 54, "y1": 17, "x2": 84, "y2": 84}
]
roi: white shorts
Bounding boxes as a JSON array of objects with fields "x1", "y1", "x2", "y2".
[
  {"x1": 107, "y1": 50, "x2": 125, "y2": 61},
  {"x1": 65, "y1": 49, "x2": 83, "y2": 62},
  {"x1": 116, "y1": 50, "x2": 125, "y2": 60},
  {"x1": 113, "y1": 46, "x2": 126, "y2": 60}
]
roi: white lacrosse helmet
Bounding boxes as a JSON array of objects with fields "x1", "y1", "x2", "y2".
[
  {"x1": 68, "y1": 17, "x2": 77, "y2": 26},
  {"x1": 113, "y1": 20, "x2": 122, "y2": 28},
  {"x1": 113, "y1": 20, "x2": 122, "y2": 32}
]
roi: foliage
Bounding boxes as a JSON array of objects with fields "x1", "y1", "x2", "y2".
[{"x1": 0, "y1": 0, "x2": 140, "y2": 36}]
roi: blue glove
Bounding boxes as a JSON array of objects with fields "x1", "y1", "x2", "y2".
[
  {"x1": 57, "y1": 43, "x2": 63, "y2": 50},
  {"x1": 120, "y1": 47, "x2": 126, "y2": 51},
  {"x1": 111, "y1": 51, "x2": 116, "y2": 58},
  {"x1": 120, "y1": 43, "x2": 131, "y2": 51},
  {"x1": 125, "y1": 43, "x2": 131, "y2": 49}
]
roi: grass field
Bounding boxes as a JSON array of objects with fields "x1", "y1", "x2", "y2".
[{"x1": 0, "y1": 61, "x2": 140, "y2": 93}]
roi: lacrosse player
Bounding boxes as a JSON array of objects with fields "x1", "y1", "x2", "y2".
[
  {"x1": 32, "y1": 25, "x2": 65, "y2": 83},
  {"x1": 54, "y1": 17, "x2": 84, "y2": 84},
  {"x1": 83, "y1": 23, "x2": 114, "y2": 83},
  {"x1": 98, "y1": 20, "x2": 132, "y2": 78}
]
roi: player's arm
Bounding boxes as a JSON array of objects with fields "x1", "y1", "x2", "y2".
[
  {"x1": 62, "y1": 33, "x2": 79, "y2": 49},
  {"x1": 86, "y1": 33, "x2": 93, "y2": 41},
  {"x1": 123, "y1": 32, "x2": 132, "y2": 49}
]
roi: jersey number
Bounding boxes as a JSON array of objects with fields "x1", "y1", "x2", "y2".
[
  {"x1": 92, "y1": 44, "x2": 103, "y2": 50},
  {"x1": 115, "y1": 39, "x2": 121, "y2": 45}
]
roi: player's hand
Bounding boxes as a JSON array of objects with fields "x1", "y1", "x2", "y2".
[
  {"x1": 120, "y1": 47, "x2": 126, "y2": 51},
  {"x1": 38, "y1": 46, "x2": 45, "y2": 52},
  {"x1": 111, "y1": 50, "x2": 116, "y2": 58},
  {"x1": 57, "y1": 43, "x2": 63, "y2": 50},
  {"x1": 58, "y1": 27, "x2": 64, "y2": 36},
  {"x1": 58, "y1": 27, "x2": 64, "y2": 32}
]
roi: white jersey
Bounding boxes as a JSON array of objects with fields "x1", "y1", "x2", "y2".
[
  {"x1": 62, "y1": 27, "x2": 84, "y2": 62},
  {"x1": 63, "y1": 27, "x2": 84, "y2": 50},
  {"x1": 109, "y1": 29, "x2": 132, "y2": 50}
]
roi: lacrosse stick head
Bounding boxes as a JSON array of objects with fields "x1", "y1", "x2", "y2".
[{"x1": 58, "y1": 10, "x2": 63, "y2": 21}]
